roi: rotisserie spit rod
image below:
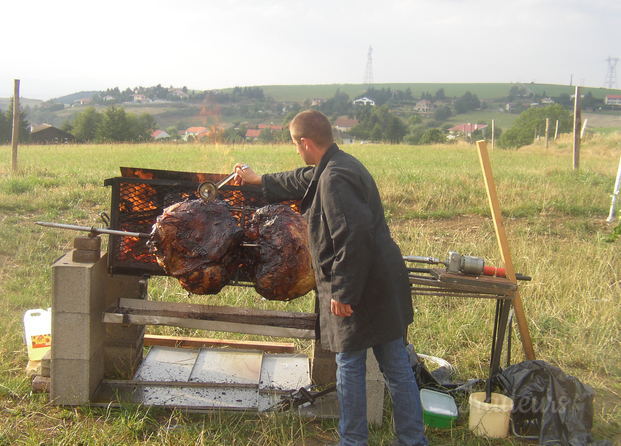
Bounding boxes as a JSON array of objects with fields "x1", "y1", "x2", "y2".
[
  {"x1": 35, "y1": 221, "x2": 259, "y2": 247},
  {"x1": 35, "y1": 221, "x2": 151, "y2": 238}
]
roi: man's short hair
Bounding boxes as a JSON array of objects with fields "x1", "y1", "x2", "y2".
[{"x1": 289, "y1": 110, "x2": 334, "y2": 148}]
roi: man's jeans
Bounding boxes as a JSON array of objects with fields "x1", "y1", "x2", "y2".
[{"x1": 335, "y1": 338, "x2": 428, "y2": 446}]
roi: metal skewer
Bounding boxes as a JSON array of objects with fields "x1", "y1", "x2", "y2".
[
  {"x1": 36, "y1": 221, "x2": 151, "y2": 238},
  {"x1": 35, "y1": 221, "x2": 258, "y2": 247}
]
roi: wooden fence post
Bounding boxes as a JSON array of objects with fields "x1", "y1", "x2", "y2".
[
  {"x1": 554, "y1": 120, "x2": 559, "y2": 141},
  {"x1": 11, "y1": 79, "x2": 20, "y2": 173},
  {"x1": 545, "y1": 118, "x2": 549, "y2": 148},
  {"x1": 476, "y1": 140, "x2": 536, "y2": 360},
  {"x1": 491, "y1": 119, "x2": 495, "y2": 150},
  {"x1": 573, "y1": 86, "x2": 581, "y2": 170}
]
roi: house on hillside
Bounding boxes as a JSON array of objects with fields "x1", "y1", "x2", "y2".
[
  {"x1": 73, "y1": 97, "x2": 93, "y2": 106},
  {"x1": 169, "y1": 88, "x2": 189, "y2": 99},
  {"x1": 448, "y1": 123, "x2": 487, "y2": 139},
  {"x1": 605, "y1": 95, "x2": 621, "y2": 106},
  {"x1": 353, "y1": 97, "x2": 375, "y2": 106},
  {"x1": 334, "y1": 116, "x2": 358, "y2": 132},
  {"x1": 414, "y1": 99, "x2": 433, "y2": 113},
  {"x1": 133, "y1": 94, "x2": 149, "y2": 103},
  {"x1": 30, "y1": 124, "x2": 75, "y2": 144},
  {"x1": 151, "y1": 129, "x2": 170, "y2": 140},
  {"x1": 311, "y1": 98, "x2": 325, "y2": 106},
  {"x1": 245, "y1": 128, "x2": 262, "y2": 141},
  {"x1": 183, "y1": 126, "x2": 209, "y2": 141}
]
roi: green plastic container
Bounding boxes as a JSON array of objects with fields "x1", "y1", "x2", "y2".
[{"x1": 420, "y1": 389, "x2": 458, "y2": 428}]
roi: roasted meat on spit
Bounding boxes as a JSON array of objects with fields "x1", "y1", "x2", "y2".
[
  {"x1": 244, "y1": 204, "x2": 316, "y2": 301},
  {"x1": 149, "y1": 199, "x2": 243, "y2": 294}
]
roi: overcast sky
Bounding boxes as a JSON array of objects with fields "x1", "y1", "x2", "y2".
[{"x1": 2, "y1": 0, "x2": 619, "y2": 100}]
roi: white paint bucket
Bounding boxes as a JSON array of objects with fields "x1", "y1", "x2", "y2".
[{"x1": 468, "y1": 392, "x2": 513, "y2": 438}]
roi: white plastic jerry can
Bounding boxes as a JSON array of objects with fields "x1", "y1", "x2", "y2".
[{"x1": 23, "y1": 308, "x2": 52, "y2": 361}]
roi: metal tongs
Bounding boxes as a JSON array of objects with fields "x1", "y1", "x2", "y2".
[{"x1": 197, "y1": 165, "x2": 248, "y2": 202}]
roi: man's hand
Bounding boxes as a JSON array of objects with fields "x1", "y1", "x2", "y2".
[
  {"x1": 330, "y1": 299, "x2": 353, "y2": 317},
  {"x1": 234, "y1": 163, "x2": 261, "y2": 185}
]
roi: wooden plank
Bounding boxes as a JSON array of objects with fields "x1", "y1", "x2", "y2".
[
  {"x1": 409, "y1": 273, "x2": 515, "y2": 295},
  {"x1": 143, "y1": 334, "x2": 295, "y2": 353},
  {"x1": 476, "y1": 140, "x2": 536, "y2": 360},
  {"x1": 103, "y1": 312, "x2": 315, "y2": 339},
  {"x1": 436, "y1": 270, "x2": 516, "y2": 293},
  {"x1": 117, "y1": 298, "x2": 316, "y2": 331},
  {"x1": 573, "y1": 86, "x2": 581, "y2": 170},
  {"x1": 11, "y1": 79, "x2": 20, "y2": 172}
]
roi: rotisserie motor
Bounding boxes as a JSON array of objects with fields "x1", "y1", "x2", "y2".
[
  {"x1": 149, "y1": 199, "x2": 243, "y2": 294},
  {"x1": 245, "y1": 205, "x2": 316, "y2": 301}
]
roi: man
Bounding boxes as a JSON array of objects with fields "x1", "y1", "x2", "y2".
[{"x1": 235, "y1": 110, "x2": 427, "y2": 446}]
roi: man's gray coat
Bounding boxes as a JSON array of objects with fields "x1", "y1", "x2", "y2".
[{"x1": 262, "y1": 144, "x2": 413, "y2": 352}]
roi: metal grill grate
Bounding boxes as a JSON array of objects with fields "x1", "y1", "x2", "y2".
[{"x1": 104, "y1": 167, "x2": 298, "y2": 276}]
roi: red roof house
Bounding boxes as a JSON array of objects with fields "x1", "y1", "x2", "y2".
[{"x1": 448, "y1": 123, "x2": 488, "y2": 134}]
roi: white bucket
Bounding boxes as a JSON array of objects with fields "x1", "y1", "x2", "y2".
[
  {"x1": 23, "y1": 308, "x2": 52, "y2": 361},
  {"x1": 468, "y1": 392, "x2": 513, "y2": 438}
]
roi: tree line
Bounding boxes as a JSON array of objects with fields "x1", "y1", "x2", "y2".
[
  {"x1": 62, "y1": 107, "x2": 157, "y2": 143},
  {"x1": 0, "y1": 100, "x2": 30, "y2": 144}
]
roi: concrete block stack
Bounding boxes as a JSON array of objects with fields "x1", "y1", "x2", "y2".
[{"x1": 50, "y1": 247, "x2": 145, "y2": 405}]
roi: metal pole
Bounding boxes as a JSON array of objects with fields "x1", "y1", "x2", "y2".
[
  {"x1": 35, "y1": 221, "x2": 151, "y2": 238},
  {"x1": 573, "y1": 86, "x2": 581, "y2": 170},
  {"x1": 11, "y1": 79, "x2": 20, "y2": 172},
  {"x1": 607, "y1": 156, "x2": 621, "y2": 223}
]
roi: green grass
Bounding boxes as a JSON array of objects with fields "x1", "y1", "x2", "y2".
[
  {"x1": 0, "y1": 136, "x2": 620, "y2": 445},
  {"x1": 444, "y1": 110, "x2": 518, "y2": 130},
  {"x1": 260, "y1": 83, "x2": 621, "y2": 102}
]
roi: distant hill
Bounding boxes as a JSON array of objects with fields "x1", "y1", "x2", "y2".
[
  {"x1": 3, "y1": 82, "x2": 620, "y2": 131},
  {"x1": 259, "y1": 82, "x2": 621, "y2": 102},
  {"x1": 52, "y1": 91, "x2": 98, "y2": 105},
  {"x1": 0, "y1": 97, "x2": 42, "y2": 111}
]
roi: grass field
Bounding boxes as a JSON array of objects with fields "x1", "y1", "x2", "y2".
[
  {"x1": 0, "y1": 134, "x2": 620, "y2": 445},
  {"x1": 260, "y1": 83, "x2": 621, "y2": 102}
]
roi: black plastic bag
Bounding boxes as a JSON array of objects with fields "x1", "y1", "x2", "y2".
[{"x1": 497, "y1": 360, "x2": 606, "y2": 446}]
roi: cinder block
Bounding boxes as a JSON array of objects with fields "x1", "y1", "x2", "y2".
[
  {"x1": 311, "y1": 340, "x2": 336, "y2": 385},
  {"x1": 51, "y1": 253, "x2": 109, "y2": 405},
  {"x1": 53, "y1": 311, "x2": 105, "y2": 361},
  {"x1": 366, "y1": 350, "x2": 384, "y2": 426},
  {"x1": 72, "y1": 250, "x2": 100, "y2": 263},
  {"x1": 73, "y1": 236, "x2": 101, "y2": 251},
  {"x1": 105, "y1": 324, "x2": 145, "y2": 346},
  {"x1": 52, "y1": 252, "x2": 107, "y2": 314},
  {"x1": 104, "y1": 343, "x2": 143, "y2": 379},
  {"x1": 50, "y1": 356, "x2": 104, "y2": 405},
  {"x1": 103, "y1": 274, "x2": 146, "y2": 308}
]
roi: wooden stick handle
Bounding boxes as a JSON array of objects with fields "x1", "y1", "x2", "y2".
[{"x1": 476, "y1": 140, "x2": 536, "y2": 360}]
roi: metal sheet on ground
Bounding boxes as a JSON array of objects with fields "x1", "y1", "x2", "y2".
[
  {"x1": 259, "y1": 354, "x2": 310, "y2": 390},
  {"x1": 139, "y1": 385, "x2": 259, "y2": 409},
  {"x1": 97, "y1": 347, "x2": 313, "y2": 412},
  {"x1": 134, "y1": 347, "x2": 199, "y2": 382},
  {"x1": 190, "y1": 349, "x2": 263, "y2": 385}
]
